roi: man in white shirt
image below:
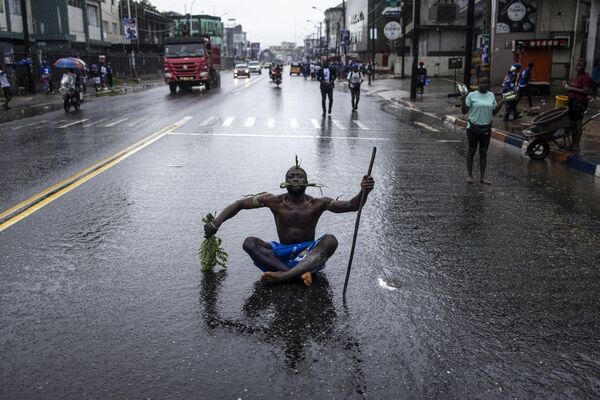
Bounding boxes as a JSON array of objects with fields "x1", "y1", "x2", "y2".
[
  {"x1": 347, "y1": 64, "x2": 364, "y2": 112},
  {"x1": 0, "y1": 64, "x2": 13, "y2": 110}
]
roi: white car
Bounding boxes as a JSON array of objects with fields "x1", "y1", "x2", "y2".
[
  {"x1": 248, "y1": 61, "x2": 262, "y2": 74},
  {"x1": 233, "y1": 63, "x2": 250, "y2": 78}
]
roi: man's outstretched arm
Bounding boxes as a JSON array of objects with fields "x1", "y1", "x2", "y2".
[
  {"x1": 203, "y1": 193, "x2": 277, "y2": 237},
  {"x1": 324, "y1": 175, "x2": 374, "y2": 213}
]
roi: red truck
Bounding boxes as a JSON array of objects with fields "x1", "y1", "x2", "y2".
[{"x1": 163, "y1": 36, "x2": 221, "y2": 93}]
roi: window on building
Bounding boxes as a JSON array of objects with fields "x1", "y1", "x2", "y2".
[
  {"x1": 9, "y1": 0, "x2": 21, "y2": 16},
  {"x1": 87, "y1": 4, "x2": 99, "y2": 26},
  {"x1": 68, "y1": 0, "x2": 81, "y2": 7},
  {"x1": 112, "y1": 22, "x2": 118, "y2": 34},
  {"x1": 0, "y1": 2, "x2": 4, "y2": 13},
  {"x1": 103, "y1": 20, "x2": 108, "y2": 35}
]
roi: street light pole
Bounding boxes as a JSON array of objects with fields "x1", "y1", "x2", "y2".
[
  {"x1": 127, "y1": 0, "x2": 138, "y2": 80},
  {"x1": 464, "y1": 0, "x2": 475, "y2": 88},
  {"x1": 410, "y1": 0, "x2": 420, "y2": 99},
  {"x1": 20, "y1": 0, "x2": 34, "y2": 93}
]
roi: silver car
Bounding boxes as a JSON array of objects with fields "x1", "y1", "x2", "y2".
[{"x1": 248, "y1": 61, "x2": 262, "y2": 74}]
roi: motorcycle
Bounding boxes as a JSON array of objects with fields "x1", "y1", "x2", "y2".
[
  {"x1": 60, "y1": 73, "x2": 83, "y2": 113},
  {"x1": 271, "y1": 69, "x2": 282, "y2": 87},
  {"x1": 54, "y1": 57, "x2": 87, "y2": 113}
]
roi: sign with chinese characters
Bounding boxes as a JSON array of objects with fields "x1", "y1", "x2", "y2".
[
  {"x1": 496, "y1": 0, "x2": 537, "y2": 33},
  {"x1": 122, "y1": 18, "x2": 137, "y2": 40}
]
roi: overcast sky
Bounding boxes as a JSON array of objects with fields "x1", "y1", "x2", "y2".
[{"x1": 149, "y1": 0, "x2": 342, "y2": 47}]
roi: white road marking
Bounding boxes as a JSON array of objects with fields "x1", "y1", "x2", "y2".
[
  {"x1": 437, "y1": 139, "x2": 461, "y2": 143},
  {"x1": 244, "y1": 117, "x2": 256, "y2": 127},
  {"x1": 268, "y1": 118, "x2": 275, "y2": 128},
  {"x1": 126, "y1": 118, "x2": 146, "y2": 127},
  {"x1": 414, "y1": 121, "x2": 440, "y2": 132},
  {"x1": 83, "y1": 118, "x2": 107, "y2": 128},
  {"x1": 290, "y1": 118, "x2": 299, "y2": 129},
  {"x1": 231, "y1": 74, "x2": 268, "y2": 94},
  {"x1": 353, "y1": 120, "x2": 369, "y2": 130},
  {"x1": 199, "y1": 116, "x2": 215, "y2": 126},
  {"x1": 310, "y1": 118, "x2": 320, "y2": 128},
  {"x1": 169, "y1": 132, "x2": 394, "y2": 141},
  {"x1": 12, "y1": 120, "x2": 47, "y2": 130},
  {"x1": 104, "y1": 118, "x2": 129, "y2": 127},
  {"x1": 222, "y1": 117, "x2": 235, "y2": 126},
  {"x1": 332, "y1": 119, "x2": 346, "y2": 129},
  {"x1": 59, "y1": 119, "x2": 89, "y2": 128}
]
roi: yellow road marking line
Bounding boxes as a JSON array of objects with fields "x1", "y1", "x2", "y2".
[{"x1": 0, "y1": 116, "x2": 192, "y2": 232}]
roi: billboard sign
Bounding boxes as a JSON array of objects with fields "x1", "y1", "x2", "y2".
[
  {"x1": 123, "y1": 18, "x2": 137, "y2": 40},
  {"x1": 340, "y1": 30, "x2": 350, "y2": 46},
  {"x1": 496, "y1": 0, "x2": 537, "y2": 33}
]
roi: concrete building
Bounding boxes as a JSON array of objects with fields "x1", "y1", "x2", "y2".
[
  {"x1": 587, "y1": 0, "x2": 600, "y2": 72},
  {"x1": 324, "y1": 5, "x2": 344, "y2": 58},
  {"x1": 490, "y1": 0, "x2": 590, "y2": 85},
  {"x1": 101, "y1": 0, "x2": 121, "y2": 44}
]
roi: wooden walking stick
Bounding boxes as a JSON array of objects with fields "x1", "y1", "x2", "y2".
[{"x1": 342, "y1": 146, "x2": 376, "y2": 301}]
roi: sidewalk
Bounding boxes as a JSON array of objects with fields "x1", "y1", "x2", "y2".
[
  {"x1": 362, "y1": 75, "x2": 600, "y2": 178},
  {"x1": 0, "y1": 78, "x2": 165, "y2": 124}
]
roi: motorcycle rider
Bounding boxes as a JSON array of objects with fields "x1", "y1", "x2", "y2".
[{"x1": 272, "y1": 63, "x2": 283, "y2": 83}]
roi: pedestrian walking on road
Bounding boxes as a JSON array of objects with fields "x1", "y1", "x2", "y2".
[
  {"x1": 347, "y1": 64, "x2": 364, "y2": 112},
  {"x1": 203, "y1": 162, "x2": 374, "y2": 287},
  {"x1": 0, "y1": 64, "x2": 13, "y2": 111},
  {"x1": 416, "y1": 61, "x2": 427, "y2": 97},
  {"x1": 564, "y1": 58, "x2": 592, "y2": 152},
  {"x1": 516, "y1": 62, "x2": 534, "y2": 109},
  {"x1": 365, "y1": 62, "x2": 374, "y2": 85},
  {"x1": 318, "y1": 62, "x2": 337, "y2": 116},
  {"x1": 461, "y1": 76, "x2": 504, "y2": 185}
]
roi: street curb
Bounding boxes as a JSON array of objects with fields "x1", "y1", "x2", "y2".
[
  {"x1": 0, "y1": 82, "x2": 164, "y2": 124},
  {"x1": 443, "y1": 115, "x2": 600, "y2": 178}
]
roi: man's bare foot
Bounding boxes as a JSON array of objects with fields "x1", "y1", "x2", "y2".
[
  {"x1": 260, "y1": 271, "x2": 288, "y2": 285},
  {"x1": 466, "y1": 176, "x2": 474, "y2": 184},
  {"x1": 301, "y1": 272, "x2": 313, "y2": 287},
  {"x1": 480, "y1": 179, "x2": 492, "y2": 185}
]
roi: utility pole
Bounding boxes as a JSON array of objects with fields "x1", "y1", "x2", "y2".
[
  {"x1": 342, "y1": 0, "x2": 347, "y2": 59},
  {"x1": 401, "y1": 1, "x2": 406, "y2": 79},
  {"x1": 410, "y1": 0, "x2": 420, "y2": 99},
  {"x1": 127, "y1": 0, "x2": 138, "y2": 80},
  {"x1": 464, "y1": 0, "x2": 475, "y2": 88},
  {"x1": 20, "y1": 0, "x2": 34, "y2": 93}
]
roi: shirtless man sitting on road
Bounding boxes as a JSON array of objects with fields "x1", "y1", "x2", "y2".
[{"x1": 203, "y1": 165, "x2": 375, "y2": 286}]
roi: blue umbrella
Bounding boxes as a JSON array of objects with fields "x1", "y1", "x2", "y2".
[{"x1": 53, "y1": 57, "x2": 86, "y2": 70}]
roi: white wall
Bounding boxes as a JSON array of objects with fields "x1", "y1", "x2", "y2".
[
  {"x1": 391, "y1": 55, "x2": 467, "y2": 77},
  {"x1": 68, "y1": 5, "x2": 85, "y2": 43},
  {"x1": 0, "y1": 11, "x2": 6, "y2": 32},
  {"x1": 10, "y1": 14, "x2": 22, "y2": 32},
  {"x1": 88, "y1": 24, "x2": 100, "y2": 41}
]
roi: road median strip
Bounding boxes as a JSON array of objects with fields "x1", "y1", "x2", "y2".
[{"x1": 0, "y1": 116, "x2": 192, "y2": 232}]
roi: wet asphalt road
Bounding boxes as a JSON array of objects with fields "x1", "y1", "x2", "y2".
[{"x1": 1, "y1": 68, "x2": 600, "y2": 399}]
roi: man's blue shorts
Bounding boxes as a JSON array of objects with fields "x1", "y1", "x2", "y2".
[{"x1": 254, "y1": 236, "x2": 326, "y2": 272}]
